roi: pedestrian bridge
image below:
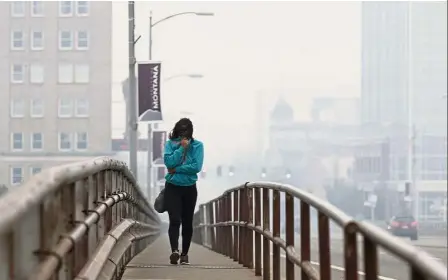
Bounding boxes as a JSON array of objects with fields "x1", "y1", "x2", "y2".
[{"x1": 0, "y1": 157, "x2": 446, "y2": 280}]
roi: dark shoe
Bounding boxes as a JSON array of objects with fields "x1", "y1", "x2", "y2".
[
  {"x1": 180, "y1": 254, "x2": 190, "y2": 265},
  {"x1": 170, "y1": 251, "x2": 180, "y2": 265}
]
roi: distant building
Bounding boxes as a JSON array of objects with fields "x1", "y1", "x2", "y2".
[
  {"x1": 360, "y1": 1, "x2": 447, "y2": 216},
  {"x1": 311, "y1": 97, "x2": 360, "y2": 126},
  {"x1": 0, "y1": 2, "x2": 113, "y2": 187},
  {"x1": 361, "y1": 1, "x2": 447, "y2": 133}
]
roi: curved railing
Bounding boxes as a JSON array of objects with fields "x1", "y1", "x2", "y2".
[
  {"x1": 192, "y1": 181, "x2": 447, "y2": 280},
  {"x1": 0, "y1": 157, "x2": 161, "y2": 280}
]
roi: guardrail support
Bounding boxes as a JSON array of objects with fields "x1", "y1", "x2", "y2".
[
  {"x1": 318, "y1": 211, "x2": 331, "y2": 280},
  {"x1": 272, "y1": 189, "x2": 281, "y2": 280},
  {"x1": 254, "y1": 187, "x2": 262, "y2": 276},
  {"x1": 262, "y1": 188, "x2": 271, "y2": 280},
  {"x1": 300, "y1": 201, "x2": 311, "y2": 280},
  {"x1": 285, "y1": 193, "x2": 295, "y2": 280},
  {"x1": 233, "y1": 191, "x2": 239, "y2": 262}
]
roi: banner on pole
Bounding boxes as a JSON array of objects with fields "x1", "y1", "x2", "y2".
[
  {"x1": 138, "y1": 61, "x2": 162, "y2": 122},
  {"x1": 152, "y1": 131, "x2": 167, "y2": 166}
]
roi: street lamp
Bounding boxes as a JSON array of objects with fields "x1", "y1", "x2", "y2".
[
  {"x1": 164, "y1": 73, "x2": 203, "y2": 83},
  {"x1": 149, "y1": 11, "x2": 214, "y2": 60}
]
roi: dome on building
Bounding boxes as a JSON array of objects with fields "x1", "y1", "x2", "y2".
[{"x1": 270, "y1": 97, "x2": 294, "y2": 122}]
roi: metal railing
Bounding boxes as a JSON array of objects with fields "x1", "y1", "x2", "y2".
[
  {"x1": 193, "y1": 181, "x2": 447, "y2": 280},
  {"x1": 0, "y1": 157, "x2": 161, "y2": 280}
]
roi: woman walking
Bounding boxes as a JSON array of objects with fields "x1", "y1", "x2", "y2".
[{"x1": 163, "y1": 118, "x2": 204, "y2": 265}]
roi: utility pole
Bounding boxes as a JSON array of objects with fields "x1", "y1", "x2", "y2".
[
  {"x1": 128, "y1": 1, "x2": 138, "y2": 177},
  {"x1": 407, "y1": 2, "x2": 417, "y2": 219},
  {"x1": 147, "y1": 11, "x2": 154, "y2": 200}
]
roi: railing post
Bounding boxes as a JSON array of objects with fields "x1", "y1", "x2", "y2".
[
  {"x1": 300, "y1": 201, "x2": 311, "y2": 280},
  {"x1": 318, "y1": 211, "x2": 331, "y2": 280},
  {"x1": 262, "y1": 188, "x2": 271, "y2": 280},
  {"x1": 254, "y1": 187, "x2": 262, "y2": 276},
  {"x1": 344, "y1": 223, "x2": 358, "y2": 280},
  {"x1": 272, "y1": 189, "x2": 281, "y2": 280},
  {"x1": 232, "y1": 190, "x2": 239, "y2": 262},
  {"x1": 226, "y1": 192, "x2": 233, "y2": 258},
  {"x1": 238, "y1": 188, "x2": 245, "y2": 265},
  {"x1": 246, "y1": 187, "x2": 254, "y2": 269},
  {"x1": 217, "y1": 199, "x2": 222, "y2": 254},
  {"x1": 363, "y1": 237, "x2": 378, "y2": 280},
  {"x1": 222, "y1": 195, "x2": 228, "y2": 256},
  {"x1": 209, "y1": 201, "x2": 216, "y2": 251},
  {"x1": 285, "y1": 193, "x2": 294, "y2": 280},
  {"x1": 199, "y1": 204, "x2": 206, "y2": 246}
]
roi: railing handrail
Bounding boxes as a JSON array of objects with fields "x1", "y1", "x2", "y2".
[
  {"x1": 204, "y1": 181, "x2": 354, "y2": 226},
  {"x1": 0, "y1": 157, "x2": 156, "y2": 234},
  {"x1": 196, "y1": 181, "x2": 447, "y2": 280}
]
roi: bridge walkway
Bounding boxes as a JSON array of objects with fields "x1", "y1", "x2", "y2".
[{"x1": 122, "y1": 236, "x2": 261, "y2": 280}]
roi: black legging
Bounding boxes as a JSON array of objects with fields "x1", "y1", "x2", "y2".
[{"x1": 165, "y1": 182, "x2": 198, "y2": 255}]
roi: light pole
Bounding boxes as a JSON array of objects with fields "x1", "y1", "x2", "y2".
[
  {"x1": 406, "y1": 2, "x2": 417, "y2": 219},
  {"x1": 145, "y1": 11, "x2": 213, "y2": 200},
  {"x1": 164, "y1": 73, "x2": 203, "y2": 83},
  {"x1": 127, "y1": 1, "x2": 139, "y2": 177}
]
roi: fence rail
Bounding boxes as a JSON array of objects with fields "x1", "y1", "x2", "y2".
[
  {"x1": 193, "y1": 181, "x2": 447, "y2": 280},
  {"x1": 0, "y1": 157, "x2": 161, "y2": 280}
]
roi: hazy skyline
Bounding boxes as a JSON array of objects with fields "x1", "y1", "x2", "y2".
[{"x1": 111, "y1": 1, "x2": 361, "y2": 140}]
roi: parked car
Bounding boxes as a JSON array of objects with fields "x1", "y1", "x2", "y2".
[{"x1": 387, "y1": 215, "x2": 418, "y2": 240}]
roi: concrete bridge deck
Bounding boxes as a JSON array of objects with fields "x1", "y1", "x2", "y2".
[{"x1": 122, "y1": 236, "x2": 262, "y2": 280}]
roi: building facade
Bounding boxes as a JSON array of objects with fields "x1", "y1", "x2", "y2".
[
  {"x1": 361, "y1": 2, "x2": 447, "y2": 221},
  {"x1": 360, "y1": 2, "x2": 447, "y2": 183},
  {"x1": 0, "y1": 1, "x2": 113, "y2": 187},
  {"x1": 361, "y1": 1, "x2": 447, "y2": 132}
]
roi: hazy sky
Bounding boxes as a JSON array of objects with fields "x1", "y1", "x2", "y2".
[{"x1": 111, "y1": 1, "x2": 361, "y2": 160}]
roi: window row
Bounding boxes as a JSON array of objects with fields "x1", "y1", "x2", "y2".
[
  {"x1": 10, "y1": 98, "x2": 89, "y2": 118},
  {"x1": 10, "y1": 166, "x2": 42, "y2": 186},
  {"x1": 11, "y1": 132, "x2": 89, "y2": 152},
  {"x1": 11, "y1": 30, "x2": 89, "y2": 51},
  {"x1": 11, "y1": 63, "x2": 90, "y2": 84},
  {"x1": 11, "y1": 1, "x2": 89, "y2": 17}
]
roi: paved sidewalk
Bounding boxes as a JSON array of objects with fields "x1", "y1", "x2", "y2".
[{"x1": 122, "y1": 236, "x2": 262, "y2": 280}]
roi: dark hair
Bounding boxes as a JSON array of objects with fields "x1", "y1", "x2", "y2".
[{"x1": 169, "y1": 118, "x2": 194, "y2": 141}]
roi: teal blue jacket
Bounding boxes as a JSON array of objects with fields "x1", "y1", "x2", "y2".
[{"x1": 163, "y1": 138, "x2": 204, "y2": 186}]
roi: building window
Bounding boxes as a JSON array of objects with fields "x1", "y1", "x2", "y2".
[
  {"x1": 59, "y1": 30, "x2": 73, "y2": 50},
  {"x1": 10, "y1": 167, "x2": 23, "y2": 185},
  {"x1": 76, "y1": 31, "x2": 89, "y2": 50},
  {"x1": 30, "y1": 64, "x2": 44, "y2": 84},
  {"x1": 11, "y1": 31, "x2": 24, "y2": 50},
  {"x1": 58, "y1": 98, "x2": 72, "y2": 117},
  {"x1": 31, "y1": 1, "x2": 44, "y2": 16},
  {"x1": 31, "y1": 132, "x2": 43, "y2": 151},
  {"x1": 30, "y1": 99, "x2": 44, "y2": 118},
  {"x1": 59, "y1": 1, "x2": 73, "y2": 16},
  {"x1": 31, "y1": 31, "x2": 44, "y2": 50},
  {"x1": 75, "y1": 64, "x2": 90, "y2": 83},
  {"x1": 11, "y1": 133, "x2": 24, "y2": 151},
  {"x1": 58, "y1": 63, "x2": 74, "y2": 83},
  {"x1": 76, "y1": 132, "x2": 88, "y2": 150},
  {"x1": 11, "y1": 64, "x2": 25, "y2": 84},
  {"x1": 76, "y1": 1, "x2": 89, "y2": 16},
  {"x1": 58, "y1": 132, "x2": 72, "y2": 151},
  {"x1": 10, "y1": 99, "x2": 25, "y2": 118},
  {"x1": 11, "y1": 2, "x2": 25, "y2": 17},
  {"x1": 30, "y1": 167, "x2": 42, "y2": 175},
  {"x1": 75, "y1": 99, "x2": 89, "y2": 117}
]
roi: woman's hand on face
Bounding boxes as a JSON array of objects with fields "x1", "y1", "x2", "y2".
[
  {"x1": 180, "y1": 138, "x2": 189, "y2": 148},
  {"x1": 168, "y1": 168, "x2": 176, "y2": 174}
]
